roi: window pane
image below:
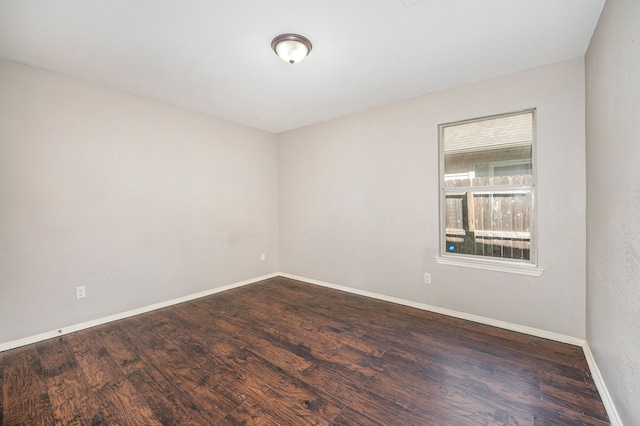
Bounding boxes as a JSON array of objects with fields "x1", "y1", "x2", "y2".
[
  {"x1": 443, "y1": 112, "x2": 533, "y2": 187},
  {"x1": 444, "y1": 190, "x2": 532, "y2": 260}
]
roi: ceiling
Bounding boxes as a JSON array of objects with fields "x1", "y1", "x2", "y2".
[{"x1": 0, "y1": 0, "x2": 606, "y2": 134}]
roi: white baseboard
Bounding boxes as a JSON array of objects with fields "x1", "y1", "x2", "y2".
[
  {"x1": 582, "y1": 343, "x2": 623, "y2": 425},
  {"x1": 279, "y1": 273, "x2": 584, "y2": 346},
  {"x1": 1, "y1": 271, "x2": 621, "y2": 425},
  {"x1": 5, "y1": 272, "x2": 578, "y2": 350},
  {"x1": 0, "y1": 273, "x2": 278, "y2": 353}
]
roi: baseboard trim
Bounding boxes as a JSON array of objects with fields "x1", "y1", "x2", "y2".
[
  {"x1": 1, "y1": 272, "x2": 621, "y2": 424},
  {"x1": 0, "y1": 273, "x2": 278, "y2": 353},
  {"x1": 279, "y1": 273, "x2": 585, "y2": 346},
  {"x1": 582, "y1": 343, "x2": 623, "y2": 425}
]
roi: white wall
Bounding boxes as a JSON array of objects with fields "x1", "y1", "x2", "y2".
[
  {"x1": 0, "y1": 59, "x2": 279, "y2": 344},
  {"x1": 279, "y1": 58, "x2": 587, "y2": 338},
  {"x1": 586, "y1": 0, "x2": 640, "y2": 422}
]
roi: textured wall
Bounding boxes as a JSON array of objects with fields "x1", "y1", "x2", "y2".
[
  {"x1": 586, "y1": 0, "x2": 640, "y2": 423},
  {"x1": 0, "y1": 59, "x2": 279, "y2": 344},
  {"x1": 279, "y1": 59, "x2": 587, "y2": 338}
]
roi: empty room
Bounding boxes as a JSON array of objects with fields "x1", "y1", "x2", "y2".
[{"x1": 0, "y1": 0, "x2": 638, "y2": 424}]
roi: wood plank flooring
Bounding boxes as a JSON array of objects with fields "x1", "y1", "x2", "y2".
[{"x1": 1, "y1": 277, "x2": 609, "y2": 425}]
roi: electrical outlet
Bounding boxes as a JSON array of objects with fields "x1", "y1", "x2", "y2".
[
  {"x1": 423, "y1": 273, "x2": 431, "y2": 284},
  {"x1": 260, "y1": 253, "x2": 266, "y2": 262},
  {"x1": 75, "y1": 286, "x2": 86, "y2": 299}
]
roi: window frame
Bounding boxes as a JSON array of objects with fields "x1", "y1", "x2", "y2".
[{"x1": 436, "y1": 109, "x2": 542, "y2": 276}]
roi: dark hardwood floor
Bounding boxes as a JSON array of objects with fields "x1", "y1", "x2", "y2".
[{"x1": 1, "y1": 277, "x2": 609, "y2": 425}]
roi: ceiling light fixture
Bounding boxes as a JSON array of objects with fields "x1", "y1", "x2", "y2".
[{"x1": 271, "y1": 33, "x2": 312, "y2": 64}]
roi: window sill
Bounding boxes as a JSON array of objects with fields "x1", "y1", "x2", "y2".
[{"x1": 435, "y1": 256, "x2": 544, "y2": 277}]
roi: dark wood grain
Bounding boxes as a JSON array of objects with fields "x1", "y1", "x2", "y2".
[
  {"x1": 1, "y1": 276, "x2": 609, "y2": 425},
  {"x1": 2, "y1": 346, "x2": 54, "y2": 425}
]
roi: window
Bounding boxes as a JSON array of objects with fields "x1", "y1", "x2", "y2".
[{"x1": 438, "y1": 110, "x2": 537, "y2": 271}]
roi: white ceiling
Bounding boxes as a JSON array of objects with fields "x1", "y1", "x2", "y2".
[{"x1": 0, "y1": 0, "x2": 605, "y2": 134}]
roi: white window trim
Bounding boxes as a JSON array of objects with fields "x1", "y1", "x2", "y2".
[
  {"x1": 438, "y1": 109, "x2": 539, "y2": 273},
  {"x1": 435, "y1": 255, "x2": 544, "y2": 276}
]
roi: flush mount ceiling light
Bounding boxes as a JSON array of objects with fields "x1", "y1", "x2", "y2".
[{"x1": 271, "y1": 33, "x2": 312, "y2": 64}]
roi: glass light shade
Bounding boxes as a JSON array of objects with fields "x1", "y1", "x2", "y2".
[
  {"x1": 271, "y1": 34, "x2": 312, "y2": 64},
  {"x1": 275, "y1": 40, "x2": 308, "y2": 64}
]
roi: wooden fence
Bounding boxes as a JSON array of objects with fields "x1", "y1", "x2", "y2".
[{"x1": 444, "y1": 175, "x2": 532, "y2": 260}]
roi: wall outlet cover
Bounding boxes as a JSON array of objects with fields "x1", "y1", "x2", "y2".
[{"x1": 75, "y1": 286, "x2": 86, "y2": 299}]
